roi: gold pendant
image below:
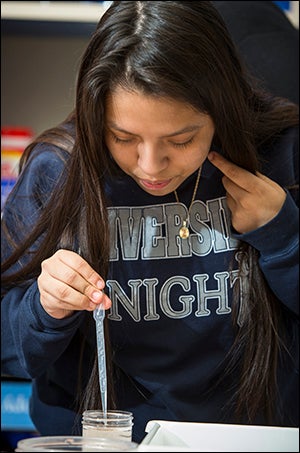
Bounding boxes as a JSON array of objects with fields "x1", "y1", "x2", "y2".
[{"x1": 179, "y1": 221, "x2": 189, "y2": 239}]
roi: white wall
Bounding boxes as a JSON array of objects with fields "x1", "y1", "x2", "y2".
[{"x1": 1, "y1": 34, "x2": 89, "y2": 136}]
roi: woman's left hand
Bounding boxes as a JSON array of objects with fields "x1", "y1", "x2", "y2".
[{"x1": 208, "y1": 151, "x2": 286, "y2": 234}]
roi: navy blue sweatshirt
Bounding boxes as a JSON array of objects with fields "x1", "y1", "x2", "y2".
[{"x1": 1, "y1": 128, "x2": 299, "y2": 442}]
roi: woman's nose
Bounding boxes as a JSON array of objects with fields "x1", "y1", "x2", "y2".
[{"x1": 137, "y1": 142, "x2": 168, "y2": 175}]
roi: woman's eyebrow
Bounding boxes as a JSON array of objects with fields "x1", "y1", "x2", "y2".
[
  {"x1": 106, "y1": 122, "x2": 136, "y2": 135},
  {"x1": 163, "y1": 125, "x2": 200, "y2": 138},
  {"x1": 106, "y1": 122, "x2": 200, "y2": 137}
]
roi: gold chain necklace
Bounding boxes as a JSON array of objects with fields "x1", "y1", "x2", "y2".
[{"x1": 174, "y1": 166, "x2": 202, "y2": 239}]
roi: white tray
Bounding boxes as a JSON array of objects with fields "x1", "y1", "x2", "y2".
[{"x1": 139, "y1": 420, "x2": 299, "y2": 452}]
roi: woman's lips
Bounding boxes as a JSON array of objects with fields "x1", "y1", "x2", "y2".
[{"x1": 140, "y1": 179, "x2": 172, "y2": 190}]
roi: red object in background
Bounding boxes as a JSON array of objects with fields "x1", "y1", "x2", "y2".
[{"x1": 1, "y1": 126, "x2": 34, "y2": 208}]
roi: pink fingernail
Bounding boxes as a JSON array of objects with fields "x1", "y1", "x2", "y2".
[
  {"x1": 97, "y1": 280, "x2": 104, "y2": 289},
  {"x1": 92, "y1": 291, "x2": 102, "y2": 301}
]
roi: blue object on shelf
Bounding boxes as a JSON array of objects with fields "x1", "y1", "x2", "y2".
[
  {"x1": 1, "y1": 381, "x2": 36, "y2": 431},
  {"x1": 273, "y1": 1, "x2": 291, "y2": 11}
]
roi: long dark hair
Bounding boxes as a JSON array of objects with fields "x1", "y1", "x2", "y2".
[{"x1": 2, "y1": 1, "x2": 298, "y2": 424}]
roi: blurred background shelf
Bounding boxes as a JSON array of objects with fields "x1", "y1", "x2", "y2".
[
  {"x1": 1, "y1": 1, "x2": 110, "y2": 22},
  {"x1": 2, "y1": 1, "x2": 298, "y2": 34},
  {"x1": 1, "y1": 1, "x2": 111, "y2": 36}
]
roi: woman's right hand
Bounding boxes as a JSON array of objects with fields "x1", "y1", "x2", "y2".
[{"x1": 37, "y1": 249, "x2": 112, "y2": 319}]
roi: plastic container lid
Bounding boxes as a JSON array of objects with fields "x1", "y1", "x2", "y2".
[{"x1": 15, "y1": 435, "x2": 138, "y2": 452}]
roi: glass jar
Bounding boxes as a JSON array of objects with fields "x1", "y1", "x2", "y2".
[{"x1": 82, "y1": 410, "x2": 133, "y2": 441}]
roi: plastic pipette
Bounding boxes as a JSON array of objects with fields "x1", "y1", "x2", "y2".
[{"x1": 93, "y1": 304, "x2": 107, "y2": 417}]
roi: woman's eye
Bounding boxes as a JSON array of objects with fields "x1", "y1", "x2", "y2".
[
  {"x1": 111, "y1": 133, "x2": 195, "y2": 148},
  {"x1": 112, "y1": 134, "x2": 133, "y2": 144},
  {"x1": 171, "y1": 137, "x2": 195, "y2": 148}
]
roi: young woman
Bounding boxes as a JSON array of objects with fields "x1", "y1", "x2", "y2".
[{"x1": 1, "y1": 1, "x2": 298, "y2": 443}]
